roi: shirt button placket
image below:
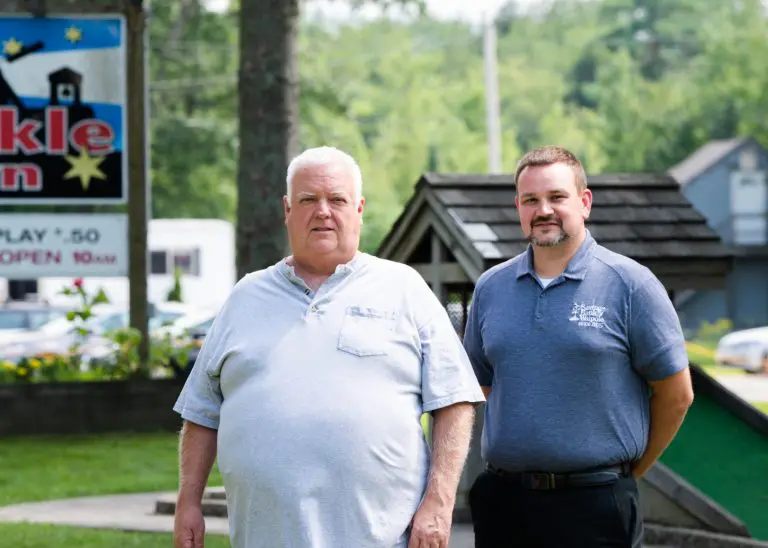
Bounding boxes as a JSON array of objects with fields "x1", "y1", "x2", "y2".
[{"x1": 535, "y1": 291, "x2": 545, "y2": 327}]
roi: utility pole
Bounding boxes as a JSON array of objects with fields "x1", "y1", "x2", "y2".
[
  {"x1": 126, "y1": 0, "x2": 150, "y2": 371},
  {"x1": 4, "y1": 0, "x2": 150, "y2": 372},
  {"x1": 483, "y1": 14, "x2": 503, "y2": 173}
]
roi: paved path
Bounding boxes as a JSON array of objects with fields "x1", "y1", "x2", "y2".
[
  {"x1": 0, "y1": 492, "x2": 475, "y2": 547},
  {"x1": 713, "y1": 374, "x2": 768, "y2": 403}
]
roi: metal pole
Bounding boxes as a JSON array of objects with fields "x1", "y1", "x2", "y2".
[
  {"x1": 483, "y1": 16, "x2": 503, "y2": 173},
  {"x1": 126, "y1": 0, "x2": 150, "y2": 373}
]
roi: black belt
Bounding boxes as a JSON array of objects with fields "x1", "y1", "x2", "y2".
[{"x1": 487, "y1": 462, "x2": 632, "y2": 490}]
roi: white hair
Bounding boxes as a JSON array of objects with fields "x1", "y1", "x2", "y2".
[{"x1": 286, "y1": 146, "x2": 363, "y2": 205}]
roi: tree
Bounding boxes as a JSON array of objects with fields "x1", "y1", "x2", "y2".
[{"x1": 236, "y1": 0, "x2": 424, "y2": 279}]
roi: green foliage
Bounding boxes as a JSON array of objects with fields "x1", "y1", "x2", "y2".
[
  {"x1": 149, "y1": 0, "x2": 768, "y2": 254},
  {"x1": 695, "y1": 318, "x2": 735, "y2": 346},
  {"x1": 166, "y1": 267, "x2": 184, "y2": 302},
  {"x1": 0, "y1": 279, "x2": 195, "y2": 384}
]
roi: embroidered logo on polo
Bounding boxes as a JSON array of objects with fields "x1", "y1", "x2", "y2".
[{"x1": 569, "y1": 302, "x2": 607, "y2": 329}]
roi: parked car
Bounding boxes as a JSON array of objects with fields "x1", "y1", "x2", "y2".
[
  {"x1": 0, "y1": 301, "x2": 67, "y2": 340},
  {"x1": 0, "y1": 302, "x2": 204, "y2": 365},
  {"x1": 153, "y1": 310, "x2": 217, "y2": 378},
  {"x1": 715, "y1": 326, "x2": 768, "y2": 374}
]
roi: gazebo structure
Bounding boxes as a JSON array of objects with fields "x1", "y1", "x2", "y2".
[
  {"x1": 377, "y1": 172, "x2": 733, "y2": 333},
  {"x1": 376, "y1": 172, "x2": 768, "y2": 544}
]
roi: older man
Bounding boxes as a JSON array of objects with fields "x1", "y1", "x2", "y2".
[
  {"x1": 172, "y1": 146, "x2": 484, "y2": 548},
  {"x1": 464, "y1": 145, "x2": 694, "y2": 547}
]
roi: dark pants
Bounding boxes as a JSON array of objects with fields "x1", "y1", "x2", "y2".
[{"x1": 468, "y1": 468, "x2": 643, "y2": 548}]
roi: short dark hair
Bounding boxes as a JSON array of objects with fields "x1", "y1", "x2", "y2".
[{"x1": 514, "y1": 145, "x2": 588, "y2": 193}]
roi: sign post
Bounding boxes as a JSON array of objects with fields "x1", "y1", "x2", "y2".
[{"x1": 0, "y1": 0, "x2": 149, "y2": 370}]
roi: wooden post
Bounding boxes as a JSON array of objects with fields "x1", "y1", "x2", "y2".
[
  {"x1": 125, "y1": 0, "x2": 150, "y2": 371},
  {"x1": 430, "y1": 231, "x2": 446, "y2": 305}
]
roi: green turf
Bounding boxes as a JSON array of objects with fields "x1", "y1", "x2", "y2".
[
  {"x1": 0, "y1": 432, "x2": 222, "y2": 506},
  {"x1": 0, "y1": 432, "x2": 225, "y2": 548},
  {"x1": 660, "y1": 392, "x2": 768, "y2": 539},
  {"x1": 0, "y1": 523, "x2": 231, "y2": 547}
]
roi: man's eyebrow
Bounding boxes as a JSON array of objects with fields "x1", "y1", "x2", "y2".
[{"x1": 520, "y1": 188, "x2": 570, "y2": 198}]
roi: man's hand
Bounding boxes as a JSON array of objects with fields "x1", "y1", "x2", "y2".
[
  {"x1": 408, "y1": 496, "x2": 453, "y2": 548},
  {"x1": 174, "y1": 502, "x2": 205, "y2": 548}
]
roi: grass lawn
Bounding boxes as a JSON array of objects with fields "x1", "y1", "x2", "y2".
[
  {"x1": 0, "y1": 523, "x2": 232, "y2": 547},
  {"x1": 0, "y1": 432, "x2": 221, "y2": 507},
  {"x1": 0, "y1": 432, "x2": 225, "y2": 547}
]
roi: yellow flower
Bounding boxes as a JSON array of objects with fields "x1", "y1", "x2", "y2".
[
  {"x1": 17, "y1": 367, "x2": 27, "y2": 376},
  {"x1": 28, "y1": 358, "x2": 42, "y2": 369},
  {"x1": 1, "y1": 361, "x2": 15, "y2": 371}
]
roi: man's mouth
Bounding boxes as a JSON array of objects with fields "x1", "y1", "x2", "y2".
[{"x1": 311, "y1": 227, "x2": 334, "y2": 232}]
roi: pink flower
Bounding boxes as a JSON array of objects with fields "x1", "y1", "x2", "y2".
[{"x1": 73, "y1": 278, "x2": 83, "y2": 288}]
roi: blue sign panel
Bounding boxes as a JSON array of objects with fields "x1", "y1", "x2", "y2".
[{"x1": 0, "y1": 15, "x2": 127, "y2": 204}]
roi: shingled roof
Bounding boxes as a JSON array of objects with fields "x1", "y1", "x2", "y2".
[
  {"x1": 377, "y1": 172, "x2": 733, "y2": 291},
  {"x1": 668, "y1": 138, "x2": 749, "y2": 185}
]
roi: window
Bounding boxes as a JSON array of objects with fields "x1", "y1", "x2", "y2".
[
  {"x1": 150, "y1": 251, "x2": 168, "y2": 274},
  {"x1": 150, "y1": 248, "x2": 201, "y2": 276},
  {"x1": 730, "y1": 171, "x2": 767, "y2": 245},
  {"x1": 0, "y1": 311, "x2": 30, "y2": 329},
  {"x1": 172, "y1": 249, "x2": 200, "y2": 276}
]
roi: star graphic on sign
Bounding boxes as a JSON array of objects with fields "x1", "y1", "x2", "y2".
[
  {"x1": 2, "y1": 37, "x2": 23, "y2": 56},
  {"x1": 64, "y1": 26, "x2": 83, "y2": 44},
  {"x1": 64, "y1": 148, "x2": 107, "y2": 191}
]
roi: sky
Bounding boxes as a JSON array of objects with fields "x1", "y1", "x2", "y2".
[{"x1": 204, "y1": 0, "x2": 517, "y2": 24}]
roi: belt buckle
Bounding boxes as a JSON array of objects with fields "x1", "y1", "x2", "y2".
[{"x1": 528, "y1": 472, "x2": 556, "y2": 490}]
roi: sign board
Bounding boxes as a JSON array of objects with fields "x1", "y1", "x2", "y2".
[
  {"x1": 0, "y1": 213, "x2": 127, "y2": 277},
  {"x1": 0, "y1": 14, "x2": 126, "y2": 204}
]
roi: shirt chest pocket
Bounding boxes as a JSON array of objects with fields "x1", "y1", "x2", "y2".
[{"x1": 337, "y1": 306, "x2": 397, "y2": 357}]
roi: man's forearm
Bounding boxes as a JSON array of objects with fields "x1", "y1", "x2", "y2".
[
  {"x1": 178, "y1": 421, "x2": 218, "y2": 505},
  {"x1": 423, "y1": 402, "x2": 476, "y2": 506},
  {"x1": 632, "y1": 393, "x2": 691, "y2": 477}
]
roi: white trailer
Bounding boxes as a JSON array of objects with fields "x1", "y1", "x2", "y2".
[{"x1": 32, "y1": 218, "x2": 236, "y2": 311}]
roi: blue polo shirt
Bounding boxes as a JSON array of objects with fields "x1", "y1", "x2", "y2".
[{"x1": 463, "y1": 231, "x2": 689, "y2": 472}]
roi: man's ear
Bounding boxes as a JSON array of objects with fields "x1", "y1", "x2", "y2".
[
  {"x1": 581, "y1": 188, "x2": 593, "y2": 220},
  {"x1": 283, "y1": 195, "x2": 291, "y2": 224}
]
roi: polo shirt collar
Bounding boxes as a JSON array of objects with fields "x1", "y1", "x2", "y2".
[
  {"x1": 515, "y1": 230, "x2": 596, "y2": 281},
  {"x1": 279, "y1": 251, "x2": 368, "y2": 283}
]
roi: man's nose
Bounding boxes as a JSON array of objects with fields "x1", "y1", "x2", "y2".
[
  {"x1": 315, "y1": 200, "x2": 331, "y2": 217},
  {"x1": 537, "y1": 201, "x2": 554, "y2": 215}
]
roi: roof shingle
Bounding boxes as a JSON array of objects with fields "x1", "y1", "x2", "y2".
[{"x1": 421, "y1": 172, "x2": 729, "y2": 262}]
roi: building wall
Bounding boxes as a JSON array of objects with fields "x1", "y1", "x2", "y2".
[
  {"x1": 682, "y1": 140, "x2": 768, "y2": 244},
  {"x1": 677, "y1": 290, "x2": 728, "y2": 337},
  {"x1": 678, "y1": 140, "x2": 768, "y2": 331},
  {"x1": 727, "y1": 258, "x2": 768, "y2": 329}
]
